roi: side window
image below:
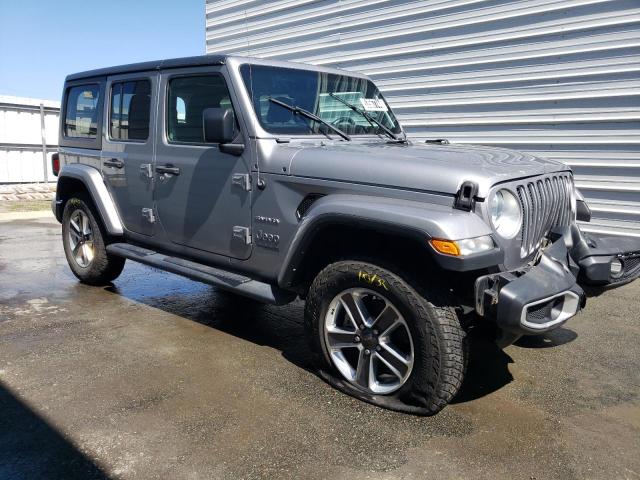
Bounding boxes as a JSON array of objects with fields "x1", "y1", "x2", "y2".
[
  {"x1": 64, "y1": 85, "x2": 100, "y2": 138},
  {"x1": 167, "y1": 75, "x2": 233, "y2": 143},
  {"x1": 110, "y1": 80, "x2": 151, "y2": 141}
]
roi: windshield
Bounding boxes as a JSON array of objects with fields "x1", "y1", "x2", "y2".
[{"x1": 240, "y1": 64, "x2": 402, "y2": 137}]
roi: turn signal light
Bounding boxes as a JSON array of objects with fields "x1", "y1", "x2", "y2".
[
  {"x1": 430, "y1": 239, "x2": 461, "y2": 256},
  {"x1": 429, "y1": 235, "x2": 495, "y2": 257}
]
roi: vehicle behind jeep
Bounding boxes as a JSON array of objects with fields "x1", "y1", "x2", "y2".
[{"x1": 52, "y1": 55, "x2": 640, "y2": 415}]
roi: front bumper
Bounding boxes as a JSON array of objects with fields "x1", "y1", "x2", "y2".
[
  {"x1": 573, "y1": 232, "x2": 640, "y2": 286},
  {"x1": 475, "y1": 227, "x2": 586, "y2": 335}
]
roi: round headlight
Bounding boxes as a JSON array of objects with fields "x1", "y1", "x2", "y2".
[{"x1": 490, "y1": 189, "x2": 522, "y2": 239}]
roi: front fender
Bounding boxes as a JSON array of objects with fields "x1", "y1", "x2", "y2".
[
  {"x1": 278, "y1": 194, "x2": 500, "y2": 287},
  {"x1": 55, "y1": 164, "x2": 124, "y2": 236}
]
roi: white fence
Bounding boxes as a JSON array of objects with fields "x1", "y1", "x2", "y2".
[{"x1": 0, "y1": 95, "x2": 60, "y2": 184}]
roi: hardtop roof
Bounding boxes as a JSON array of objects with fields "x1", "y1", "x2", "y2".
[
  {"x1": 65, "y1": 54, "x2": 365, "y2": 82},
  {"x1": 65, "y1": 54, "x2": 228, "y2": 82}
]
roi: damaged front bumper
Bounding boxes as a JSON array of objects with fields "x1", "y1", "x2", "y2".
[
  {"x1": 572, "y1": 232, "x2": 640, "y2": 286},
  {"x1": 475, "y1": 227, "x2": 586, "y2": 335}
]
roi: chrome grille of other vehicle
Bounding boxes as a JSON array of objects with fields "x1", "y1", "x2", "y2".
[{"x1": 516, "y1": 174, "x2": 574, "y2": 257}]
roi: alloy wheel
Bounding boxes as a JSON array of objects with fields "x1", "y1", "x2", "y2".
[
  {"x1": 323, "y1": 288, "x2": 414, "y2": 394},
  {"x1": 68, "y1": 209, "x2": 95, "y2": 268}
]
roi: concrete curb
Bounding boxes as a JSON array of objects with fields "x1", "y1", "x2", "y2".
[
  {"x1": 0, "y1": 210, "x2": 54, "y2": 222},
  {"x1": 0, "y1": 193, "x2": 55, "y2": 201},
  {"x1": 0, "y1": 183, "x2": 56, "y2": 202}
]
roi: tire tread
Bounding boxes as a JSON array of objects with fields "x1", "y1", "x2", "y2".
[
  {"x1": 305, "y1": 259, "x2": 467, "y2": 415},
  {"x1": 62, "y1": 194, "x2": 125, "y2": 285}
]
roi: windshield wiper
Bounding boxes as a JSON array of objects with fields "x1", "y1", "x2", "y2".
[
  {"x1": 328, "y1": 93, "x2": 405, "y2": 143},
  {"x1": 268, "y1": 97, "x2": 351, "y2": 141}
]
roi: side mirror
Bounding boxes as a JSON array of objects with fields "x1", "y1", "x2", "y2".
[{"x1": 203, "y1": 107, "x2": 235, "y2": 144}]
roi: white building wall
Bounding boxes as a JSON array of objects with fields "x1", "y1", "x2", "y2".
[
  {"x1": 0, "y1": 95, "x2": 60, "y2": 183},
  {"x1": 206, "y1": 0, "x2": 640, "y2": 237}
]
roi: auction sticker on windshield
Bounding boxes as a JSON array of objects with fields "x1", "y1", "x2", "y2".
[{"x1": 360, "y1": 98, "x2": 388, "y2": 112}]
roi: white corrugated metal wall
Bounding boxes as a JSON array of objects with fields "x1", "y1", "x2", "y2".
[
  {"x1": 206, "y1": 0, "x2": 640, "y2": 237},
  {"x1": 0, "y1": 96, "x2": 60, "y2": 183}
]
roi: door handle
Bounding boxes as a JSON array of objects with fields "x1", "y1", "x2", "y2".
[
  {"x1": 156, "y1": 164, "x2": 180, "y2": 176},
  {"x1": 103, "y1": 158, "x2": 124, "y2": 169}
]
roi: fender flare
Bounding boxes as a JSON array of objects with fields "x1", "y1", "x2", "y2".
[
  {"x1": 55, "y1": 163, "x2": 124, "y2": 236},
  {"x1": 278, "y1": 194, "x2": 500, "y2": 288}
]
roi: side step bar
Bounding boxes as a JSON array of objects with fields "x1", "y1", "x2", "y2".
[{"x1": 106, "y1": 243, "x2": 296, "y2": 305}]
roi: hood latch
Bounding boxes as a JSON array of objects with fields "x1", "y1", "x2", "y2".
[{"x1": 454, "y1": 181, "x2": 479, "y2": 212}]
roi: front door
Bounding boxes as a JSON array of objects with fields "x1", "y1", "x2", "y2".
[
  {"x1": 102, "y1": 72, "x2": 157, "y2": 236},
  {"x1": 153, "y1": 69, "x2": 252, "y2": 260}
]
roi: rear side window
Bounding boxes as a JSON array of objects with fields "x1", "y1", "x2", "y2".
[
  {"x1": 110, "y1": 80, "x2": 151, "y2": 141},
  {"x1": 64, "y1": 85, "x2": 100, "y2": 138},
  {"x1": 167, "y1": 75, "x2": 233, "y2": 143}
]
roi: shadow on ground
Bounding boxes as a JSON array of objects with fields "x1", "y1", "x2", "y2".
[
  {"x1": 515, "y1": 327, "x2": 578, "y2": 349},
  {"x1": 104, "y1": 284, "x2": 532, "y2": 406},
  {"x1": 452, "y1": 325, "x2": 514, "y2": 404},
  {"x1": 105, "y1": 285, "x2": 314, "y2": 372},
  {"x1": 582, "y1": 283, "x2": 626, "y2": 298},
  {"x1": 0, "y1": 381, "x2": 111, "y2": 480}
]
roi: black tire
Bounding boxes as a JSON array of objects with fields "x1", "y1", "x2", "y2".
[
  {"x1": 305, "y1": 260, "x2": 467, "y2": 415},
  {"x1": 62, "y1": 194, "x2": 125, "y2": 285}
]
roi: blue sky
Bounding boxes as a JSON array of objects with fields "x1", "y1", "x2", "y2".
[{"x1": 0, "y1": 0, "x2": 204, "y2": 101}]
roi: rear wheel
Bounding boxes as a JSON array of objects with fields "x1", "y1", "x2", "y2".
[
  {"x1": 305, "y1": 260, "x2": 467, "y2": 415},
  {"x1": 62, "y1": 195, "x2": 125, "y2": 285}
]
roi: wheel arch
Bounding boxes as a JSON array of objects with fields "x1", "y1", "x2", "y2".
[
  {"x1": 278, "y1": 194, "x2": 495, "y2": 294},
  {"x1": 55, "y1": 164, "x2": 123, "y2": 236}
]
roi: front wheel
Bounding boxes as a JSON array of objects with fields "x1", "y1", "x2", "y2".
[
  {"x1": 62, "y1": 195, "x2": 125, "y2": 285},
  {"x1": 305, "y1": 260, "x2": 467, "y2": 415}
]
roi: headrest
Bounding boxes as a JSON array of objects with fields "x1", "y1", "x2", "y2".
[{"x1": 128, "y1": 94, "x2": 150, "y2": 122}]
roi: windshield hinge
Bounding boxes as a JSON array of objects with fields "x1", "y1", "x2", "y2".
[{"x1": 232, "y1": 173, "x2": 252, "y2": 191}]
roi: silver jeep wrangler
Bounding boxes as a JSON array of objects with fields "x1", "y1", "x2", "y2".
[{"x1": 52, "y1": 55, "x2": 640, "y2": 415}]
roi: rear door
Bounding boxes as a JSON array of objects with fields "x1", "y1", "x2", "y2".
[
  {"x1": 102, "y1": 72, "x2": 157, "y2": 236},
  {"x1": 153, "y1": 68, "x2": 252, "y2": 260}
]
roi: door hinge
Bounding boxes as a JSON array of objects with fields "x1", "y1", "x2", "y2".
[
  {"x1": 233, "y1": 226, "x2": 251, "y2": 245},
  {"x1": 232, "y1": 173, "x2": 252, "y2": 191},
  {"x1": 142, "y1": 207, "x2": 156, "y2": 224},
  {"x1": 140, "y1": 163, "x2": 153, "y2": 179}
]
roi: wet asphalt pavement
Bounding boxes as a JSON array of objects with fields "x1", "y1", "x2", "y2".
[{"x1": 0, "y1": 215, "x2": 639, "y2": 480}]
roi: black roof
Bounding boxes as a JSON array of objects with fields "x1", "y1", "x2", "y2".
[{"x1": 65, "y1": 54, "x2": 228, "y2": 82}]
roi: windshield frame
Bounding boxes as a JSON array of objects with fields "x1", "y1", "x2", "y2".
[{"x1": 231, "y1": 59, "x2": 404, "y2": 140}]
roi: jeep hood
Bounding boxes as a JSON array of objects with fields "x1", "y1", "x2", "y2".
[{"x1": 287, "y1": 141, "x2": 570, "y2": 198}]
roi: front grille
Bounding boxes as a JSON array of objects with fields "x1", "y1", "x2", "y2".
[{"x1": 516, "y1": 174, "x2": 574, "y2": 257}]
